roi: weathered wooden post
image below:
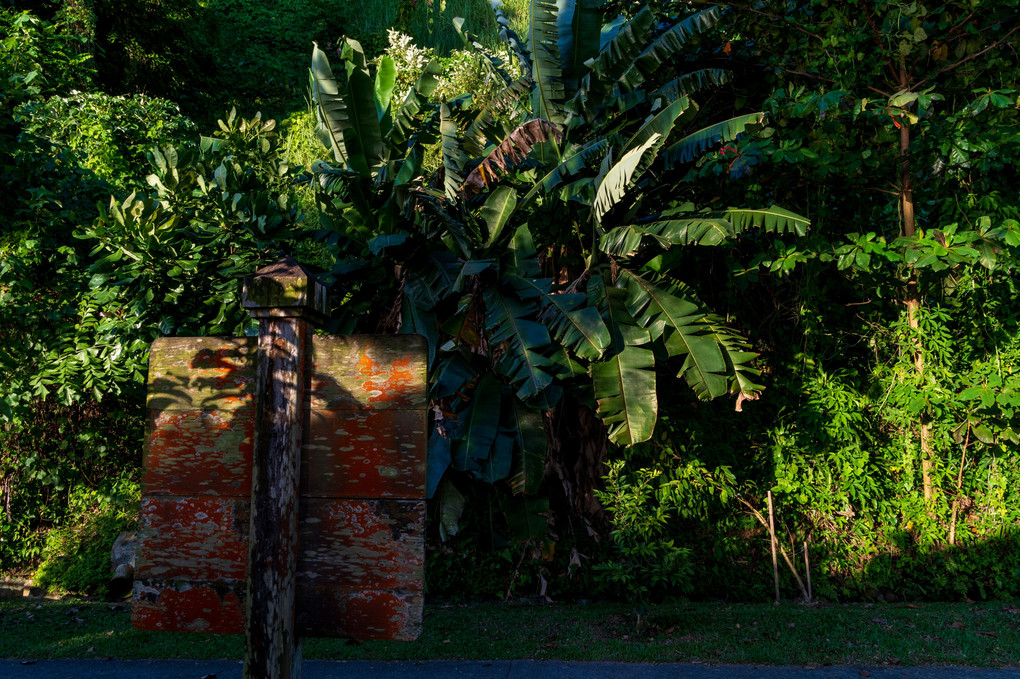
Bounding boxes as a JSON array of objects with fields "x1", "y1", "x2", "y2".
[{"x1": 241, "y1": 258, "x2": 327, "y2": 679}]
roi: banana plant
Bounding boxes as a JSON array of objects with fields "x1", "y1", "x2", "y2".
[
  {"x1": 310, "y1": 41, "x2": 566, "y2": 528},
  {"x1": 310, "y1": 2, "x2": 809, "y2": 542},
  {"x1": 440, "y1": 1, "x2": 811, "y2": 447}
]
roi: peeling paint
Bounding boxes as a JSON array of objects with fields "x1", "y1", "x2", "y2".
[{"x1": 136, "y1": 334, "x2": 426, "y2": 641}]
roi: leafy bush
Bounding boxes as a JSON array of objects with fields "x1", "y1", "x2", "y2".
[
  {"x1": 33, "y1": 475, "x2": 139, "y2": 596},
  {"x1": 17, "y1": 91, "x2": 196, "y2": 191},
  {"x1": 593, "y1": 463, "x2": 696, "y2": 599}
]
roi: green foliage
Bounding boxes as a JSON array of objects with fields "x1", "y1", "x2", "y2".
[
  {"x1": 606, "y1": 0, "x2": 1020, "y2": 602},
  {"x1": 71, "y1": 110, "x2": 308, "y2": 390},
  {"x1": 592, "y1": 461, "x2": 695, "y2": 598},
  {"x1": 307, "y1": 1, "x2": 799, "y2": 576},
  {"x1": 17, "y1": 91, "x2": 197, "y2": 191},
  {"x1": 33, "y1": 474, "x2": 139, "y2": 596},
  {"x1": 56, "y1": 0, "x2": 215, "y2": 106},
  {"x1": 1, "y1": 15, "x2": 310, "y2": 581},
  {"x1": 198, "y1": 0, "x2": 349, "y2": 121},
  {"x1": 6, "y1": 0, "x2": 1020, "y2": 606}
]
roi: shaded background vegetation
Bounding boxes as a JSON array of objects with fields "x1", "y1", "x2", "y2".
[{"x1": 2, "y1": 0, "x2": 1019, "y2": 604}]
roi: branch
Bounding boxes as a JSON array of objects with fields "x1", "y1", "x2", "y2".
[
  {"x1": 914, "y1": 25, "x2": 1020, "y2": 90},
  {"x1": 692, "y1": 0, "x2": 825, "y2": 41},
  {"x1": 737, "y1": 495, "x2": 810, "y2": 600},
  {"x1": 782, "y1": 68, "x2": 836, "y2": 84},
  {"x1": 858, "y1": 0, "x2": 901, "y2": 84}
]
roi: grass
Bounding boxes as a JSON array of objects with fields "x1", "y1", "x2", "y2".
[{"x1": 2, "y1": 599, "x2": 1018, "y2": 666}]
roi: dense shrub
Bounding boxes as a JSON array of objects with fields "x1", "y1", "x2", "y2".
[
  {"x1": 18, "y1": 91, "x2": 196, "y2": 191},
  {"x1": 33, "y1": 475, "x2": 139, "y2": 596}
]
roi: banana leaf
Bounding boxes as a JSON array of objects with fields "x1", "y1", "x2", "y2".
[
  {"x1": 593, "y1": 133, "x2": 661, "y2": 225},
  {"x1": 529, "y1": 0, "x2": 567, "y2": 124},
  {"x1": 391, "y1": 60, "x2": 443, "y2": 146},
  {"x1": 662, "y1": 113, "x2": 766, "y2": 168},
  {"x1": 484, "y1": 287, "x2": 556, "y2": 399},
  {"x1": 591, "y1": 345, "x2": 657, "y2": 445},
  {"x1": 480, "y1": 185, "x2": 518, "y2": 248},
  {"x1": 559, "y1": 0, "x2": 602, "y2": 98},
  {"x1": 724, "y1": 206, "x2": 810, "y2": 236},
  {"x1": 509, "y1": 401, "x2": 547, "y2": 495},
  {"x1": 620, "y1": 270, "x2": 729, "y2": 400},
  {"x1": 462, "y1": 119, "x2": 563, "y2": 196},
  {"x1": 653, "y1": 69, "x2": 734, "y2": 100},
  {"x1": 510, "y1": 274, "x2": 610, "y2": 361},
  {"x1": 519, "y1": 139, "x2": 609, "y2": 207},
  {"x1": 440, "y1": 101, "x2": 467, "y2": 203}
]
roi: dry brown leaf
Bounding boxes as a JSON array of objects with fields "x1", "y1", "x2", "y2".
[
  {"x1": 460, "y1": 119, "x2": 563, "y2": 196},
  {"x1": 977, "y1": 631, "x2": 999, "y2": 638},
  {"x1": 949, "y1": 621, "x2": 966, "y2": 629}
]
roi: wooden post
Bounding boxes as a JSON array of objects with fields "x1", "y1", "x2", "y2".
[
  {"x1": 242, "y1": 258, "x2": 327, "y2": 679},
  {"x1": 767, "y1": 490, "x2": 780, "y2": 604},
  {"x1": 804, "y1": 541, "x2": 812, "y2": 603}
]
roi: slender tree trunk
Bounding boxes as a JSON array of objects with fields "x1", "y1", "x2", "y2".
[{"x1": 898, "y1": 64, "x2": 933, "y2": 502}]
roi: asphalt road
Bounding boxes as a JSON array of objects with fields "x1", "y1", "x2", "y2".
[{"x1": 2, "y1": 660, "x2": 1019, "y2": 679}]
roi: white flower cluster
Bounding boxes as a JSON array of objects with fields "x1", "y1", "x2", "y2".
[
  {"x1": 383, "y1": 29, "x2": 434, "y2": 101},
  {"x1": 381, "y1": 29, "x2": 520, "y2": 110}
]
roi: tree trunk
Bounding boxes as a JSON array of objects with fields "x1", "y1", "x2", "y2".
[{"x1": 899, "y1": 65, "x2": 933, "y2": 503}]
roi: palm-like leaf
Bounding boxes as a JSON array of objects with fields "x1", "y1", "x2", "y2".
[
  {"x1": 699, "y1": 316, "x2": 763, "y2": 396},
  {"x1": 620, "y1": 270, "x2": 731, "y2": 400},
  {"x1": 507, "y1": 223, "x2": 542, "y2": 278},
  {"x1": 483, "y1": 287, "x2": 556, "y2": 399},
  {"x1": 310, "y1": 160, "x2": 374, "y2": 226},
  {"x1": 593, "y1": 133, "x2": 661, "y2": 225},
  {"x1": 341, "y1": 39, "x2": 386, "y2": 174},
  {"x1": 311, "y1": 42, "x2": 349, "y2": 165},
  {"x1": 582, "y1": 6, "x2": 656, "y2": 97},
  {"x1": 461, "y1": 119, "x2": 562, "y2": 196},
  {"x1": 454, "y1": 373, "x2": 502, "y2": 470},
  {"x1": 462, "y1": 75, "x2": 532, "y2": 158},
  {"x1": 600, "y1": 203, "x2": 810, "y2": 255},
  {"x1": 654, "y1": 69, "x2": 734, "y2": 100},
  {"x1": 480, "y1": 185, "x2": 518, "y2": 248},
  {"x1": 724, "y1": 206, "x2": 810, "y2": 236},
  {"x1": 509, "y1": 402, "x2": 546, "y2": 495},
  {"x1": 374, "y1": 55, "x2": 397, "y2": 121},
  {"x1": 440, "y1": 101, "x2": 468, "y2": 203},
  {"x1": 663, "y1": 113, "x2": 766, "y2": 169},
  {"x1": 509, "y1": 275, "x2": 610, "y2": 361},
  {"x1": 632, "y1": 6, "x2": 725, "y2": 77},
  {"x1": 591, "y1": 345, "x2": 657, "y2": 445},
  {"x1": 491, "y1": 0, "x2": 533, "y2": 77},
  {"x1": 311, "y1": 39, "x2": 387, "y2": 175},
  {"x1": 600, "y1": 215, "x2": 733, "y2": 254},
  {"x1": 519, "y1": 138, "x2": 609, "y2": 207},
  {"x1": 391, "y1": 60, "x2": 443, "y2": 146},
  {"x1": 622, "y1": 97, "x2": 694, "y2": 155},
  {"x1": 559, "y1": 0, "x2": 602, "y2": 97},
  {"x1": 529, "y1": 0, "x2": 567, "y2": 125}
]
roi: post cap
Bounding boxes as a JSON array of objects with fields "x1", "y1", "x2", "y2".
[{"x1": 242, "y1": 257, "x2": 329, "y2": 322}]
